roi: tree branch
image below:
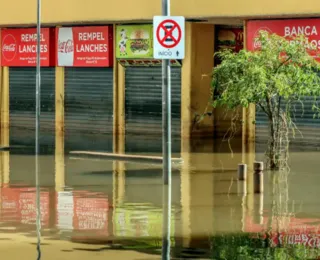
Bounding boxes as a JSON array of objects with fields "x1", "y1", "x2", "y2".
[
  {"x1": 258, "y1": 103, "x2": 270, "y2": 117},
  {"x1": 275, "y1": 55, "x2": 292, "y2": 74}
]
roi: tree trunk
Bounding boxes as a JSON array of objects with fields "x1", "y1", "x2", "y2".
[
  {"x1": 268, "y1": 126, "x2": 278, "y2": 170},
  {"x1": 268, "y1": 116, "x2": 279, "y2": 170},
  {"x1": 267, "y1": 110, "x2": 289, "y2": 170}
]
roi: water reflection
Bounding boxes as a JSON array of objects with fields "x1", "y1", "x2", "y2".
[{"x1": 0, "y1": 138, "x2": 319, "y2": 259}]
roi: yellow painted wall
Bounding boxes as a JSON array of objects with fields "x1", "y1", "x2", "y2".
[
  {"x1": 181, "y1": 22, "x2": 214, "y2": 139},
  {"x1": 187, "y1": 23, "x2": 214, "y2": 137},
  {"x1": 171, "y1": 0, "x2": 320, "y2": 18},
  {"x1": 0, "y1": 0, "x2": 320, "y2": 26}
]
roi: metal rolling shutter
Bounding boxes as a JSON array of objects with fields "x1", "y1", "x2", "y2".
[
  {"x1": 255, "y1": 97, "x2": 320, "y2": 152},
  {"x1": 64, "y1": 67, "x2": 113, "y2": 152},
  {"x1": 125, "y1": 67, "x2": 181, "y2": 153},
  {"x1": 9, "y1": 67, "x2": 55, "y2": 148}
]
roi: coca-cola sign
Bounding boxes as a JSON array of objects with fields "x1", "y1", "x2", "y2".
[
  {"x1": 58, "y1": 39, "x2": 74, "y2": 53},
  {"x1": 56, "y1": 26, "x2": 113, "y2": 67},
  {"x1": 1, "y1": 28, "x2": 55, "y2": 67},
  {"x1": 247, "y1": 19, "x2": 320, "y2": 62},
  {"x1": 2, "y1": 34, "x2": 17, "y2": 62}
]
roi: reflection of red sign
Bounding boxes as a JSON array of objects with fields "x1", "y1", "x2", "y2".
[
  {"x1": 271, "y1": 233, "x2": 320, "y2": 248},
  {"x1": 156, "y1": 20, "x2": 182, "y2": 48},
  {"x1": 73, "y1": 192, "x2": 109, "y2": 235},
  {"x1": 247, "y1": 19, "x2": 320, "y2": 61},
  {"x1": 56, "y1": 26, "x2": 113, "y2": 67},
  {"x1": 246, "y1": 215, "x2": 320, "y2": 248},
  {"x1": 19, "y1": 188, "x2": 49, "y2": 227},
  {"x1": 1, "y1": 28, "x2": 55, "y2": 67},
  {"x1": 0, "y1": 187, "x2": 49, "y2": 227},
  {"x1": 1, "y1": 187, "x2": 20, "y2": 223}
]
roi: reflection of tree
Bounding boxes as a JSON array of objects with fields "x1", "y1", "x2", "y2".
[
  {"x1": 266, "y1": 170, "x2": 320, "y2": 259},
  {"x1": 209, "y1": 169, "x2": 319, "y2": 259}
]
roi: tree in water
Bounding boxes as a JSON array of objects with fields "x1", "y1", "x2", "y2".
[{"x1": 212, "y1": 31, "x2": 320, "y2": 170}]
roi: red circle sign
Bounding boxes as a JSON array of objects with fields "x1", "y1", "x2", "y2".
[
  {"x1": 2, "y1": 34, "x2": 17, "y2": 62},
  {"x1": 156, "y1": 19, "x2": 182, "y2": 48}
]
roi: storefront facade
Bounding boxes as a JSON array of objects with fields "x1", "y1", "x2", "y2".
[
  {"x1": 1, "y1": 28, "x2": 56, "y2": 148},
  {"x1": 115, "y1": 24, "x2": 182, "y2": 153},
  {"x1": 57, "y1": 26, "x2": 114, "y2": 152}
]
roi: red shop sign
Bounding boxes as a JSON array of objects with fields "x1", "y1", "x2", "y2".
[
  {"x1": 247, "y1": 19, "x2": 320, "y2": 61},
  {"x1": 1, "y1": 28, "x2": 54, "y2": 67},
  {"x1": 56, "y1": 26, "x2": 113, "y2": 67}
]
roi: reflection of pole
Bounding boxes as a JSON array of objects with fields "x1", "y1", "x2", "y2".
[
  {"x1": 35, "y1": 0, "x2": 42, "y2": 257},
  {"x1": 161, "y1": 0, "x2": 171, "y2": 258}
]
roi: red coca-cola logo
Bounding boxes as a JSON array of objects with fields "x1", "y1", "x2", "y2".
[
  {"x1": 58, "y1": 39, "x2": 74, "y2": 53},
  {"x1": 253, "y1": 27, "x2": 272, "y2": 49},
  {"x1": 2, "y1": 34, "x2": 17, "y2": 62}
]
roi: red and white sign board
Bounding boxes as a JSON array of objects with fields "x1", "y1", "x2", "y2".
[
  {"x1": 247, "y1": 19, "x2": 320, "y2": 61},
  {"x1": 153, "y1": 16, "x2": 185, "y2": 59},
  {"x1": 56, "y1": 26, "x2": 113, "y2": 67},
  {"x1": 1, "y1": 28, "x2": 54, "y2": 67}
]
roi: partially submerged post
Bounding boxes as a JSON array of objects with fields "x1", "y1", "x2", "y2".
[
  {"x1": 238, "y1": 164, "x2": 247, "y2": 181},
  {"x1": 253, "y1": 162, "x2": 264, "y2": 194}
]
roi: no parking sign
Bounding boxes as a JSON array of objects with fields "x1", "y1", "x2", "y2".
[{"x1": 153, "y1": 16, "x2": 185, "y2": 59}]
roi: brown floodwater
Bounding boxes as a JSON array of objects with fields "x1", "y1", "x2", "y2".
[{"x1": 0, "y1": 138, "x2": 319, "y2": 259}]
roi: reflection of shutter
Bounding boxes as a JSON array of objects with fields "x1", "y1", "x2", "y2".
[
  {"x1": 124, "y1": 67, "x2": 181, "y2": 153},
  {"x1": 9, "y1": 67, "x2": 55, "y2": 147},
  {"x1": 64, "y1": 67, "x2": 113, "y2": 152},
  {"x1": 256, "y1": 97, "x2": 320, "y2": 152}
]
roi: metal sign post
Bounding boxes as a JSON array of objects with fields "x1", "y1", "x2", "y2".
[
  {"x1": 161, "y1": 0, "x2": 171, "y2": 259},
  {"x1": 35, "y1": 0, "x2": 42, "y2": 258},
  {"x1": 162, "y1": 0, "x2": 171, "y2": 187},
  {"x1": 154, "y1": 2, "x2": 185, "y2": 260}
]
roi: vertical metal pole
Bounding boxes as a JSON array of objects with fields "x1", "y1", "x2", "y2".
[
  {"x1": 161, "y1": 0, "x2": 171, "y2": 258},
  {"x1": 35, "y1": 0, "x2": 42, "y2": 258}
]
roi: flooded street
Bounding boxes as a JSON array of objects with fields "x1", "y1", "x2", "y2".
[{"x1": 0, "y1": 138, "x2": 319, "y2": 259}]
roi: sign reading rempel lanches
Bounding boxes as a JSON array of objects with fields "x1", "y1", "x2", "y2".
[{"x1": 153, "y1": 16, "x2": 185, "y2": 59}]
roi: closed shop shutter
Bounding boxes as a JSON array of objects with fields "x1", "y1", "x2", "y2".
[
  {"x1": 9, "y1": 67, "x2": 55, "y2": 148},
  {"x1": 64, "y1": 67, "x2": 113, "y2": 152},
  {"x1": 124, "y1": 67, "x2": 181, "y2": 153},
  {"x1": 256, "y1": 97, "x2": 320, "y2": 152}
]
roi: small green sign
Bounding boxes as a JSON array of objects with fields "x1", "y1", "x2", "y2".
[{"x1": 116, "y1": 24, "x2": 153, "y2": 59}]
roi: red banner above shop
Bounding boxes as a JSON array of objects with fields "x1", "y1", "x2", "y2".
[
  {"x1": 1, "y1": 28, "x2": 54, "y2": 67},
  {"x1": 56, "y1": 26, "x2": 113, "y2": 67},
  {"x1": 247, "y1": 19, "x2": 320, "y2": 61}
]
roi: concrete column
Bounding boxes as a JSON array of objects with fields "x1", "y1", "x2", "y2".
[
  {"x1": 1, "y1": 67, "x2": 9, "y2": 147},
  {"x1": 55, "y1": 41, "x2": 65, "y2": 191},
  {"x1": 181, "y1": 22, "x2": 214, "y2": 139},
  {"x1": 1, "y1": 67, "x2": 10, "y2": 186},
  {"x1": 113, "y1": 23, "x2": 125, "y2": 153},
  {"x1": 242, "y1": 20, "x2": 256, "y2": 144}
]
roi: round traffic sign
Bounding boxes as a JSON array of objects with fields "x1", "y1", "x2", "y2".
[{"x1": 156, "y1": 19, "x2": 182, "y2": 48}]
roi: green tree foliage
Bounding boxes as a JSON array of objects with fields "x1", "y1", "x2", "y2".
[{"x1": 211, "y1": 31, "x2": 320, "y2": 169}]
